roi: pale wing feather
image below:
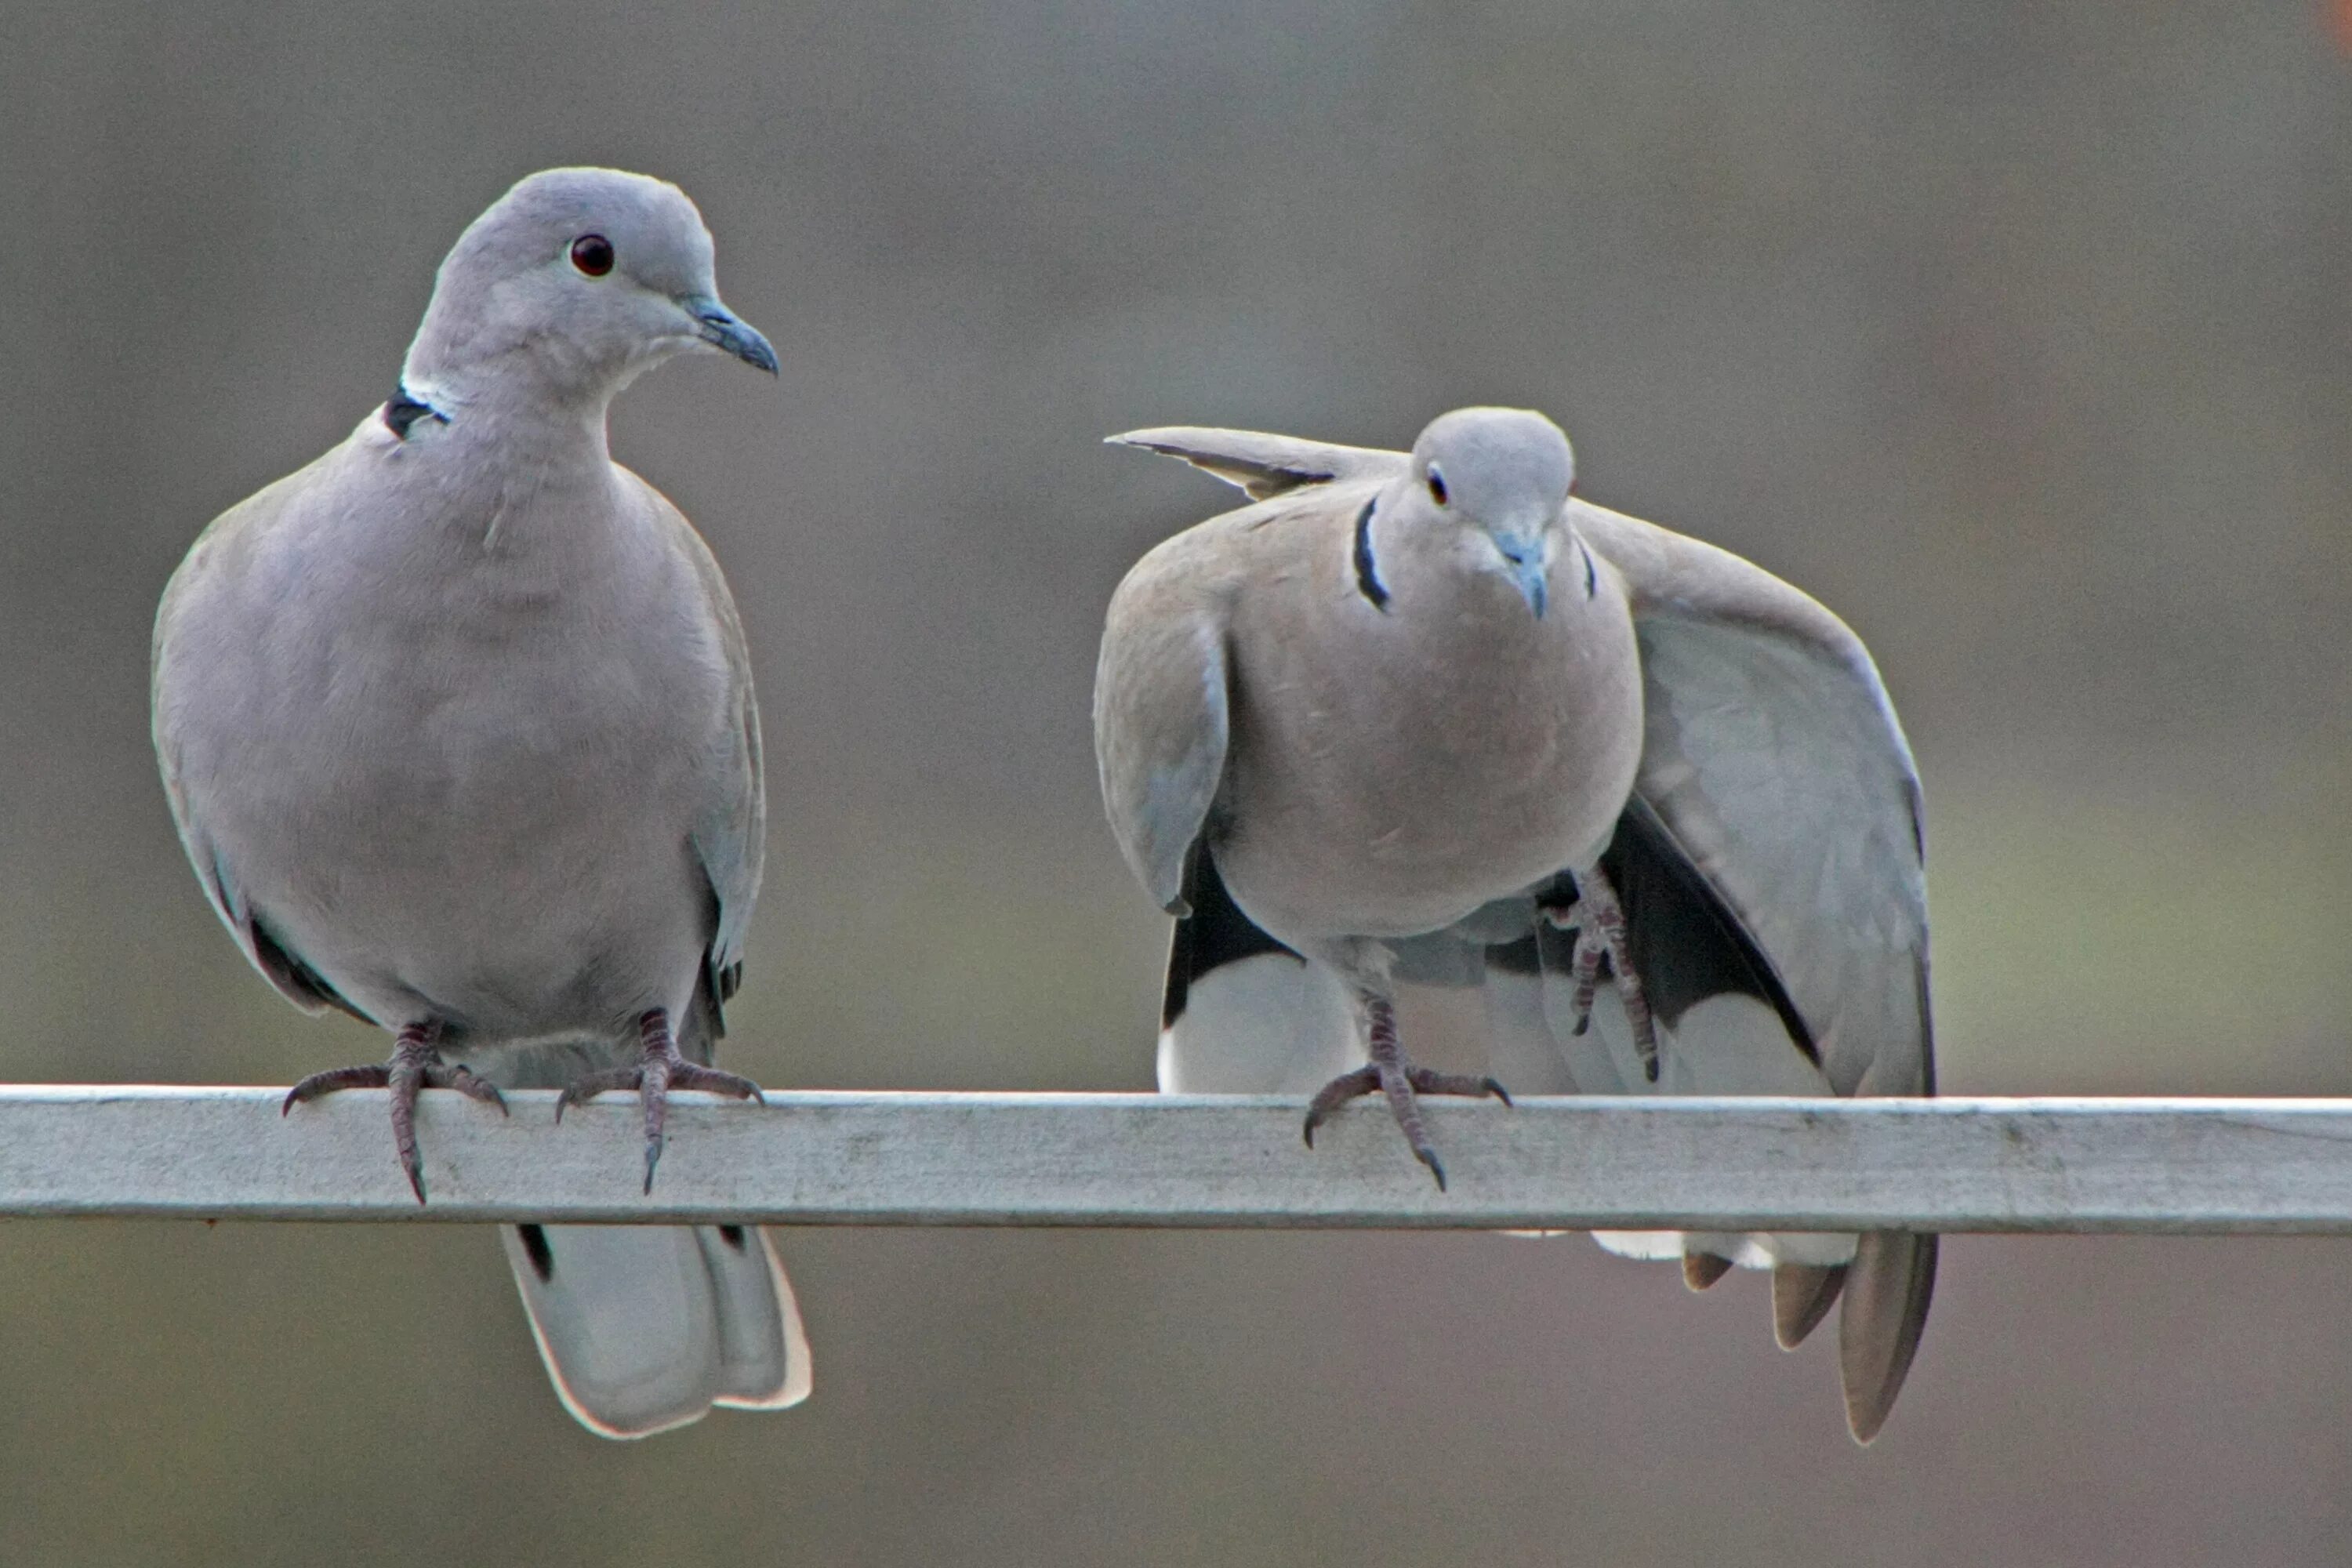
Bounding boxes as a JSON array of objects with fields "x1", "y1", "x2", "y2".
[
  {"x1": 151, "y1": 461, "x2": 359, "y2": 1018},
  {"x1": 1572, "y1": 498, "x2": 1935, "y2": 1442},
  {"x1": 1109, "y1": 426, "x2": 1406, "y2": 501},
  {"x1": 1102, "y1": 441, "x2": 1385, "y2": 1074},
  {"x1": 1100, "y1": 430, "x2": 1404, "y2": 909},
  {"x1": 1570, "y1": 499, "x2": 1931, "y2": 1102},
  {"x1": 625, "y1": 472, "x2": 765, "y2": 1008},
  {"x1": 1094, "y1": 536, "x2": 1234, "y2": 916}
]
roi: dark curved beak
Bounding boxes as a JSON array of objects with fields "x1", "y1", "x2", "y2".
[{"x1": 679, "y1": 294, "x2": 779, "y2": 375}]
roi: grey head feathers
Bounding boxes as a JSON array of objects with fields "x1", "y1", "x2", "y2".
[
  {"x1": 1386, "y1": 407, "x2": 1578, "y2": 620},
  {"x1": 1406, "y1": 406, "x2": 1577, "y2": 522},
  {"x1": 401, "y1": 166, "x2": 775, "y2": 408}
]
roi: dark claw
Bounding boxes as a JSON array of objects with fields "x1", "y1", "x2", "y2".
[
  {"x1": 1548, "y1": 867, "x2": 1661, "y2": 1076},
  {"x1": 557, "y1": 1009, "x2": 767, "y2": 1193},
  {"x1": 1301, "y1": 1000, "x2": 1501, "y2": 1188},
  {"x1": 1301, "y1": 1065, "x2": 1379, "y2": 1149},
  {"x1": 280, "y1": 1025, "x2": 500, "y2": 1205},
  {"x1": 282, "y1": 1063, "x2": 391, "y2": 1114},
  {"x1": 554, "y1": 1067, "x2": 641, "y2": 1124},
  {"x1": 447, "y1": 1065, "x2": 510, "y2": 1116},
  {"x1": 668, "y1": 1062, "x2": 766, "y2": 1103},
  {"x1": 1401, "y1": 1067, "x2": 1512, "y2": 1105}
]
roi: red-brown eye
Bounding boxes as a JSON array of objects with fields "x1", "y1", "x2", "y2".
[
  {"x1": 1427, "y1": 467, "x2": 1449, "y2": 506},
  {"x1": 569, "y1": 234, "x2": 615, "y2": 276}
]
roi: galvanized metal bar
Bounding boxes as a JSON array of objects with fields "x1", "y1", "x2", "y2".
[{"x1": 2, "y1": 1086, "x2": 2349, "y2": 1230}]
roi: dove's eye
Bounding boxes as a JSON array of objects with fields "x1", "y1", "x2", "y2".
[
  {"x1": 1427, "y1": 466, "x2": 1449, "y2": 506},
  {"x1": 569, "y1": 234, "x2": 615, "y2": 277}
]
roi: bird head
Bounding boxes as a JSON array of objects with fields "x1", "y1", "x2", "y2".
[
  {"x1": 1399, "y1": 407, "x2": 1576, "y2": 619},
  {"x1": 401, "y1": 167, "x2": 775, "y2": 408}
]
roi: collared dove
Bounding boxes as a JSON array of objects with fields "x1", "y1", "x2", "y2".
[
  {"x1": 1094, "y1": 407, "x2": 1935, "y2": 1443},
  {"x1": 151, "y1": 168, "x2": 810, "y2": 1437}
]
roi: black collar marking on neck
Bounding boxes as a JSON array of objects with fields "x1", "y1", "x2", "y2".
[
  {"x1": 1352, "y1": 498, "x2": 1390, "y2": 611},
  {"x1": 383, "y1": 385, "x2": 448, "y2": 441},
  {"x1": 1580, "y1": 539, "x2": 1598, "y2": 600}
]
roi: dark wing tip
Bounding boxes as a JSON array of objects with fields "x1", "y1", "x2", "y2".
[
  {"x1": 1105, "y1": 428, "x2": 1338, "y2": 502},
  {"x1": 1160, "y1": 847, "x2": 1296, "y2": 1031}
]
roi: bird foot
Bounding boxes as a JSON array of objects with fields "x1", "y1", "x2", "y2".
[
  {"x1": 1301, "y1": 996, "x2": 1510, "y2": 1191},
  {"x1": 1544, "y1": 864, "x2": 1661, "y2": 1081},
  {"x1": 281, "y1": 1022, "x2": 507, "y2": 1204},
  {"x1": 555, "y1": 1009, "x2": 765, "y2": 1192}
]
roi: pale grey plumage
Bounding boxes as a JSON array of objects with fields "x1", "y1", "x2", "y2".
[
  {"x1": 152, "y1": 167, "x2": 807, "y2": 1438},
  {"x1": 1101, "y1": 410, "x2": 1636, "y2": 942},
  {"x1": 1097, "y1": 409, "x2": 1935, "y2": 1443}
]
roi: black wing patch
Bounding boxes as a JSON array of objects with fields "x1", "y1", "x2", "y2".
[
  {"x1": 1234, "y1": 463, "x2": 1335, "y2": 501},
  {"x1": 1599, "y1": 793, "x2": 1817, "y2": 1061},
  {"x1": 1161, "y1": 844, "x2": 1301, "y2": 1031},
  {"x1": 516, "y1": 1223, "x2": 556, "y2": 1282},
  {"x1": 1121, "y1": 441, "x2": 1336, "y2": 503},
  {"x1": 249, "y1": 919, "x2": 374, "y2": 1024}
]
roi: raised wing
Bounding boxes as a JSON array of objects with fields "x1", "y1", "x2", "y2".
[
  {"x1": 1108, "y1": 426, "x2": 1406, "y2": 502},
  {"x1": 1571, "y1": 497, "x2": 1934, "y2": 1443},
  {"x1": 1570, "y1": 499, "x2": 1930, "y2": 1103}
]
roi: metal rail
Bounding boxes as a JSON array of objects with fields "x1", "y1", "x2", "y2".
[{"x1": 3, "y1": 1086, "x2": 2349, "y2": 1230}]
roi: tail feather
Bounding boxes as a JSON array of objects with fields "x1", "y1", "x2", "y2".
[
  {"x1": 1481, "y1": 806, "x2": 1939, "y2": 1437},
  {"x1": 1772, "y1": 1261, "x2": 1846, "y2": 1350},
  {"x1": 492, "y1": 983, "x2": 808, "y2": 1439},
  {"x1": 502, "y1": 1224, "x2": 810, "y2": 1439},
  {"x1": 1682, "y1": 1252, "x2": 1734, "y2": 1291},
  {"x1": 1841, "y1": 1230, "x2": 1937, "y2": 1443},
  {"x1": 702, "y1": 1225, "x2": 815, "y2": 1410}
]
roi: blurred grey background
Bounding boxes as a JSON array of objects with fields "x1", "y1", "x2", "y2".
[{"x1": 3, "y1": 1, "x2": 2350, "y2": 1563}]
